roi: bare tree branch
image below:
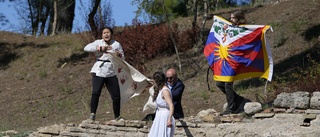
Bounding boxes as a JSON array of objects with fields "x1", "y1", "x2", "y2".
[
  {"x1": 88, "y1": 0, "x2": 101, "y2": 38},
  {"x1": 162, "y1": 0, "x2": 182, "y2": 74}
]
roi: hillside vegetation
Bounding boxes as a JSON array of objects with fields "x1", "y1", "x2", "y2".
[{"x1": 0, "y1": 0, "x2": 320, "y2": 133}]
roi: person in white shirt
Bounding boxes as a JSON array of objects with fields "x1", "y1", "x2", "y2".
[{"x1": 84, "y1": 27, "x2": 125, "y2": 120}]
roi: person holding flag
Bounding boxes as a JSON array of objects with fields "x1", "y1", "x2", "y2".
[
  {"x1": 217, "y1": 10, "x2": 247, "y2": 115},
  {"x1": 204, "y1": 10, "x2": 273, "y2": 115}
]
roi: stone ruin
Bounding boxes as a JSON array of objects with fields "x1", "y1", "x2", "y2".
[{"x1": 2, "y1": 91, "x2": 320, "y2": 137}]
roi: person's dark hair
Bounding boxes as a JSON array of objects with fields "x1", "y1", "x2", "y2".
[
  {"x1": 152, "y1": 71, "x2": 166, "y2": 102},
  {"x1": 232, "y1": 10, "x2": 246, "y2": 25},
  {"x1": 102, "y1": 27, "x2": 114, "y2": 35}
]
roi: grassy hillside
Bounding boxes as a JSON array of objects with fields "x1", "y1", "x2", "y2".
[{"x1": 1, "y1": 0, "x2": 320, "y2": 133}]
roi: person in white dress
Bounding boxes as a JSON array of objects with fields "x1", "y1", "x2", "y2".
[{"x1": 148, "y1": 71, "x2": 175, "y2": 137}]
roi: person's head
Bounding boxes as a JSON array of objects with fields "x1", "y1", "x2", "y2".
[
  {"x1": 230, "y1": 10, "x2": 246, "y2": 26},
  {"x1": 166, "y1": 68, "x2": 177, "y2": 85},
  {"x1": 101, "y1": 27, "x2": 114, "y2": 43},
  {"x1": 152, "y1": 71, "x2": 166, "y2": 101}
]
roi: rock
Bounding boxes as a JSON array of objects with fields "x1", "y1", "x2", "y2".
[
  {"x1": 253, "y1": 112, "x2": 275, "y2": 118},
  {"x1": 310, "y1": 92, "x2": 320, "y2": 109},
  {"x1": 244, "y1": 102, "x2": 262, "y2": 115},
  {"x1": 196, "y1": 109, "x2": 218, "y2": 118},
  {"x1": 306, "y1": 109, "x2": 320, "y2": 114},
  {"x1": 273, "y1": 92, "x2": 310, "y2": 109}
]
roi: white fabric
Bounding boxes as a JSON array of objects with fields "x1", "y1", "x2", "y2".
[
  {"x1": 84, "y1": 39, "x2": 154, "y2": 108},
  {"x1": 84, "y1": 39, "x2": 125, "y2": 77},
  {"x1": 143, "y1": 86, "x2": 157, "y2": 114},
  {"x1": 148, "y1": 88, "x2": 175, "y2": 137},
  {"x1": 106, "y1": 53, "x2": 153, "y2": 105}
]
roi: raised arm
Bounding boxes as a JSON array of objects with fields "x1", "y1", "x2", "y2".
[{"x1": 84, "y1": 40, "x2": 99, "y2": 52}]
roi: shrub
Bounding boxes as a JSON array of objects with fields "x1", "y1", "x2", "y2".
[{"x1": 115, "y1": 22, "x2": 200, "y2": 73}]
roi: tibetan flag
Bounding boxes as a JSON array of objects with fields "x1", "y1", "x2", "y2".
[{"x1": 204, "y1": 15, "x2": 273, "y2": 82}]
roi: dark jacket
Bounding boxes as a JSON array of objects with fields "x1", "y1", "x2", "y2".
[{"x1": 167, "y1": 78, "x2": 185, "y2": 119}]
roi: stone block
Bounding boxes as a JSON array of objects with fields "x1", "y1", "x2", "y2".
[
  {"x1": 125, "y1": 120, "x2": 146, "y2": 128},
  {"x1": 306, "y1": 109, "x2": 320, "y2": 114},
  {"x1": 105, "y1": 119, "x2": 125, "y2": 127},
  {"x1": 254, "y1": 113, "x2": 275, "y2": 118},
  {"x1": 310, "y1": 92, "x2": 320, "y2": 109},
  {"x1": 244, "y1": 102, "x2": 262, "y2": 115}
]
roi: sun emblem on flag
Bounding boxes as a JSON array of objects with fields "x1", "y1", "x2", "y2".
[{"x1": 215, "y1": 43, "x2": 233, "y2": 66}]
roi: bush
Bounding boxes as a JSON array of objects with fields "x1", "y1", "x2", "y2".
[{"x1": 115, "y1": 22, "x2": 199, "y2": 73}]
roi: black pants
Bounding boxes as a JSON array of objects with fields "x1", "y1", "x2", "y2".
[
  {"x1": 216, "y1": 81, "x2": 244, "y2": 113},
  {"x1": 90, "y1": 74, "x2": 121, "y2": 119}
]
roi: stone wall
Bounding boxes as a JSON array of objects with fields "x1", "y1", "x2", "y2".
[
  {"x1": 27, "y1": 113, "x2": 320, "y2": 137},
  {"x1": 2, "y1": 91, "x2": 320, "y2": 137}
]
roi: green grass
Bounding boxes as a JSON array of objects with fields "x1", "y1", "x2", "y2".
[{"x1": 291, "y1": 18, "x2": 309, "y2": 33}]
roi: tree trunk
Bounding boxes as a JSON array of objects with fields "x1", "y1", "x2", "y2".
[
  {"x1": 88, "y1": 0, "x2": 101, "y2": 39},
  {"x1": 192, "y1": 0, "x2": 198, "y2": 28},
  {"x1": 162, "y1": 0, "x2": 182, "y2": 74},
  {"x1": 57, "y1": 0, "x2": 75, "y2": 33},
  {"x1": 28, "y1": 0, "x2": 38, "y2": 35},
  {"x1": 48, "y1": 0, "x2": 75, "y2": 34},
  {"x1": 50, "y1": 0, "x2": 57, "y2": 35},
  {"x1": 36, "y1": 0, "x2": 42, "y2": 35},
  {"x1": 215, "y1": 0, "x2": 220, "y2": 11},
  {"x1": 97, "y1": 6, "x2": 105, "y2": 29},
  {"x1": 40, "y1": 1, "x2": 50, "y2": 35},
  {"x1": 200, "y1": 0, "x2": 208, "y2": 39}
]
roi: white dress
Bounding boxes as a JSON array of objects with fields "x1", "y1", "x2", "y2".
[{"x1": 148, "y1": 88, "x2": 175, "y2": 137}]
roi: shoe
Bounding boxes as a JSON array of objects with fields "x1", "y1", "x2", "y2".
[
  {"x1": 234, "y1": 98, "x2": 251, "y2": 114},
  {"x1": 89, "y1": 113, "x2": 96, "y2": 120},
  {"x1": 115, "y1": 116, "x2": 124, "y2": 121},
  {"x1": 220, "y1": 110, "x2": 233, "y2": 116}
]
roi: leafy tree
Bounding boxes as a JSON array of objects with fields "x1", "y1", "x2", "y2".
[
  {"x1": 48, "y1": 0, "x2": 75, "y2": 35},
  {"x1": 161, "y1": 0, "x2": 182, "y2": 73},
  {"x1": 11, "y1": 0, "x2": 74, "y2": 35},
  {"x1": 133, "y1": 0, "x2": 188, "y2": 23},
  {"x1": 25, "y1": 0, "x2": 52, "y2": 35}
]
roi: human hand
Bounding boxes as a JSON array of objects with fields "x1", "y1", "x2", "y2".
[
  {"x1": 97, "y1": 46, "x2": 106, "y2": 52},
  {"x1": 167, "y1": 119, "x2": 172, "y2": 128},
  {"x1": 115, "y1": 49, "x2": 122, "y2": 58}
]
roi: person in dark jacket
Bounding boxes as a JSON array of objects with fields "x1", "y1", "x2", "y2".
[
  {"x1": 165, "y1": 68, "x2": 185, "y2": 119},
  {"x1": 142, "y1": 68, "x2": 185, "y2": 121}
]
